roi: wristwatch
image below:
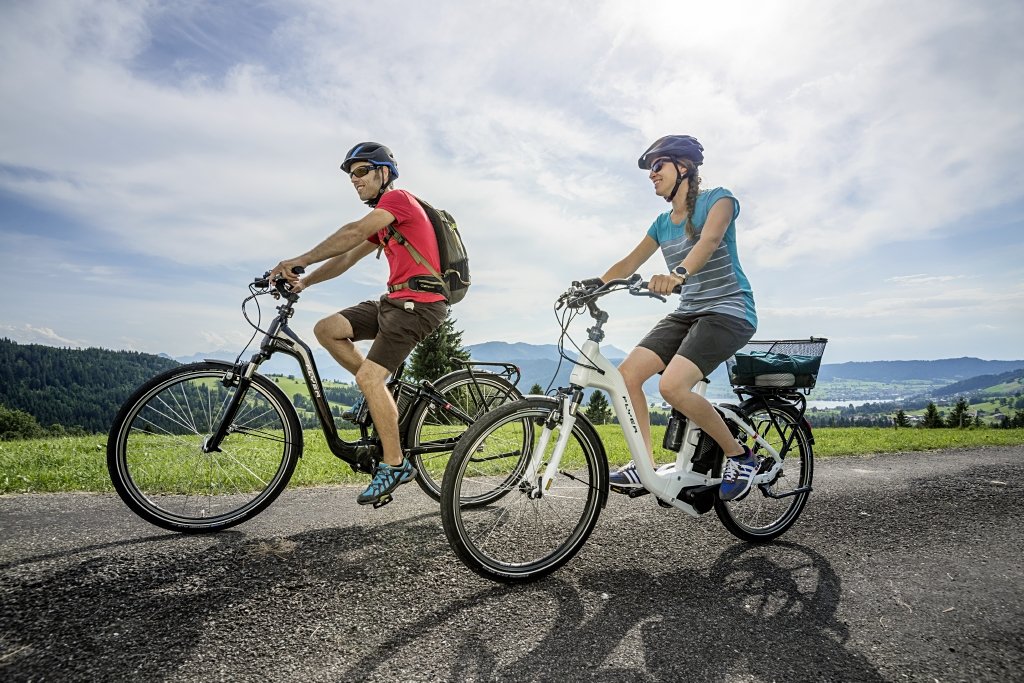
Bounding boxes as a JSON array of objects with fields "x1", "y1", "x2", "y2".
[{"x1": 672, "y1": 265, "x2": 688, "y2": 283}]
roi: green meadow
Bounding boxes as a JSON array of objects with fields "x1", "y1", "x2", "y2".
[{"x1": 2, "y1": 426, "x2": 1022, "y2": 494}]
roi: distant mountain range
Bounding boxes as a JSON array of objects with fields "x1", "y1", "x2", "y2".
[
  {"x1": 173, "y1": 342, "x2": 1024, "y2": 402},
  {"x1": 2, "y1": 338, "x2": 1022, "y2": 434}
]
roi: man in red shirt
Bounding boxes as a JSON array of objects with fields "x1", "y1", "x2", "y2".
[{"x1": 271, "y1": 142, "x2": 447, "y2": 506}]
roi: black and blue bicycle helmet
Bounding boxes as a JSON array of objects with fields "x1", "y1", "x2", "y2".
[
  {"x1": 342, "y1": 142, "x2": 399, "y2": 206},
  {"x1": 639, "y1": 135, "x2": 704, "y2": 202},
  {"x1": 341, "y1": 141, "x2": 399, "y2": 178},
  {"x1": 637, "y1": 135, "x2": 704, "y2": 169}
]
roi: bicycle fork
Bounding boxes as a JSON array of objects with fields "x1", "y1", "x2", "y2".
[
  {"x1": 522, "y1": 389, "x2": 585, "y2": 498},
  {"x1": 202, "y1": 362, "x2": 257, "y2": 453}
]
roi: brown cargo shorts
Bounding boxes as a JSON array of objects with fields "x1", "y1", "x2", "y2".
[{"x1": 338, "y1": 295, "x2": 448, "y2": 373}]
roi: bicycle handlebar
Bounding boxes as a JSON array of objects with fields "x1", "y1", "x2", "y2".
[
  {"x1": 559, "y1": 273, "x2": 681, "y2": 310},
  {"x1": 253, "y1": 266, "x2": 305, "y2": 299}
]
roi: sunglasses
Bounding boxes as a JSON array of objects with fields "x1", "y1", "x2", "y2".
[
  {"x1": 650, "y1": 158, "x2": 675, "y2": 173},
  {"x1": 349, "y1": 164, "x2": 379, "y2": 179}
]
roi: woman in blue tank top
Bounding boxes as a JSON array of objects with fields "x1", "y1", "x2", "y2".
[{"x1": 596, "y1": 135, "x2": 759, "y2": 502}]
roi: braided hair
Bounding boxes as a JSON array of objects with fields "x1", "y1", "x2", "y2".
[{"x1": 679, "y1": 159, "x2": 702, "y2": 240}]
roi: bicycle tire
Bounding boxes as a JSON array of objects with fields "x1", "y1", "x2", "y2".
[
  {"x1": 406, "y1": 370, "x2": 523, "y2": 504},
  {"x1": 714, "y1": 402, "x2": 813, "y2": 542},
  {"x1": 440, "y1": 396, "x2": 607, "y2": 583},
  {"x1": 107, "y1": 361, "x2": 302, "y2": 533}
]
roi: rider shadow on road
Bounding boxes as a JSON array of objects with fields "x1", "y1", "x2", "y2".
[{"x1": 342, "y1": 541, "x2": 885, "y2": 682}]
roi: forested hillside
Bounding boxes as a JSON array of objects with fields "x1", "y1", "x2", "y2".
[{"x1": 0, "y1": 339, "x2": 179, "y2": 433}]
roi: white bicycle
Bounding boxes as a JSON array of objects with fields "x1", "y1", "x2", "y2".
[{"x1": 439, "y1": 275, "x2": 827, "y2": 582}]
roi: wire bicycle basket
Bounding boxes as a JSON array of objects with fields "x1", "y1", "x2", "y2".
[{"x1": 727, "y1": 337, "x2": 829, "y2": 389}]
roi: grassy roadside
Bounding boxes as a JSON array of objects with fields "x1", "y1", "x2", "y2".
[{"x1": 2, "y1": 428, "x2": 1023, "y2": 495}]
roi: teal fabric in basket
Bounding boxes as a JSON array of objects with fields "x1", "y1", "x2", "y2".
[{"x1": 730, "y1": 351, "x2": 822, "y2": 388}]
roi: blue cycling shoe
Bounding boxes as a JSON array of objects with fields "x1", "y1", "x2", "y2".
[
  {"x1": 357, "y1": 457, "x2": 417, "y2": 507},
  {"x1": 719, "y1": 447, "x2": 760, "y2": 501}
]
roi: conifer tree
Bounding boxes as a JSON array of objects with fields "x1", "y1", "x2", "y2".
[
  {"x1": 894, "y1": 409, "x2": 910, "y2": 428},
  {"x1": 407, "y1": 311, "x2": 471, "y2": 382},
  {"x1": 585, "y1": 391, "x2": 611, "y2": 425},
  {"x1": 945, "y1": 396, "x2": 971, "y2": 429},
  {"x1": 529, "y1": 383, "x2": 544, "y2": 395},
  {"x1": 922, "y1": 402, "x2": 944, "y2": 428}
]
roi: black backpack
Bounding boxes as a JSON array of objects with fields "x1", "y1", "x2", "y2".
[{"x1": 382, "y1": 197, "x2": 471, "y2": 304}]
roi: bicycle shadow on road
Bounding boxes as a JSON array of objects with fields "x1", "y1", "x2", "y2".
[{"x1": 340, "y1": 541, "x2": 885, "y2": 682}]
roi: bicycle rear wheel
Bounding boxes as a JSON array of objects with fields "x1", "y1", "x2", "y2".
[
  {"x1": 440, "y1": 397, "x2": 606, "y2": 583},
  {"x1": 714, "y1": 403, "x2": 813, "y2": 542},
  {"x1": 107, "y1": 362, "x2": 302, "y2": 533},
  {"x1": 406, "y1": 370, "x2": 522, "y2": 504}
]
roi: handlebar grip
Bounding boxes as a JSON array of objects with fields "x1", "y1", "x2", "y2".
[
  {"x1": 639, "y1": 281, "x2": 682, "y2": 295},
  {"x1": 291, "y1": 265, "x2": 305, "y2": 275}
]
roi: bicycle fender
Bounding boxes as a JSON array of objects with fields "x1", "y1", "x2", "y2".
[{"x1": 736, "y1": 397, "x2": 814, "y2": 446}]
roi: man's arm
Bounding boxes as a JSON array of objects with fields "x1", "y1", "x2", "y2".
[
  {"x1": 300, "y1": 241, "x2": 378, "y2": 289},
  {"x1": 271, "y1": 208, "x2": 395, "y2": 284}
]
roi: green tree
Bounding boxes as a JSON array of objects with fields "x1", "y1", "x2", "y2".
[
  {"x1": 921, "y1": 402, "x2": 944, "y2": 428},
  {"x1": 529, "y1": 383, "x2": 544, "y2": 395},
  {"x1": 0, "y1": 404, "x2": 45, "y2": 440},
  {"x1": 1013, "y1": 410, "x2": 1024, "y2": 428},
  {"x1": 585, "y1": 391, "x2": 611, "y2": 425},
  {"x1": 946, "y1": 396, "x2": 971, "y2": 429},
  {"x1": 893, "y1": 409, "x2": 911, "y2": 428},
  {"x1": 407, "y1": 311, "x2": 471, "y2": 382}
]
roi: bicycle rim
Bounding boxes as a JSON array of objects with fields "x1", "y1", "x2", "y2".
[
  {"x1": 441, "y1": 401, "x2": 603, "y2": 582},
  {"x1": 108, "y1": 365, "x2": 299, "y2": 532},
  {"x1": 715, "y1": 405, "x2": 813, "y2": 541},
  {"x1": 408, "y1": 373, "x2": 522, "y2": 505}
]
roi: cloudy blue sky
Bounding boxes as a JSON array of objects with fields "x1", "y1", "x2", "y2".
[{"x1": 2, "y1": 0, "x2": 1022, "y2": 365}]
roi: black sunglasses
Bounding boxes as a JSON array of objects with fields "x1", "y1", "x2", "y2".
[
  {"x1": 650, "y1": 158, "x2": 675, "y2": 173},
  {"x1": 348, "y1": 164, "x2": 379, "y2": 178}
]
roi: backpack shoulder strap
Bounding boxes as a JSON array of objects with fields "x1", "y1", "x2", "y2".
[{"x1": 379, "y1": 214, "x2": 451, "y2": 300}]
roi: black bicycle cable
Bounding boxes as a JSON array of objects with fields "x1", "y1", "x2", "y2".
[{"x1": 234, "y1": 284, "x2": 268, "y2": 365}]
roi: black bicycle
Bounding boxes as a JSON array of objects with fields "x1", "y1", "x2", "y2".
[{"x1": 107, "y1": 270, "x2": 522, "y2": 533}]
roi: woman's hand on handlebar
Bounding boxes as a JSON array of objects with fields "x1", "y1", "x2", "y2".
[{"x1": 648, "y1": 272, "x2": 684, "y2": 295}]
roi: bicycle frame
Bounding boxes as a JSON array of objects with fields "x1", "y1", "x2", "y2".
[
  {"x1": 204, "y1": 285, "x2": 519, "y2": 470},
  {"x1": 531, "y1": 299, "x2": 790, "y2": 517}
]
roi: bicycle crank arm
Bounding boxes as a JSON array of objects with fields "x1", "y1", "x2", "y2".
[{"x1": 760, "y1": 485, "x2": 813, "y2": 499}]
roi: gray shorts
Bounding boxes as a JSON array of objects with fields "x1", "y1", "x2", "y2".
[
  {"x1": 637, "y1": 312, "x2": 755, "y2": 378},
  {"x1": 339, "y1": 296, "x2": 448, "y2": 373}
]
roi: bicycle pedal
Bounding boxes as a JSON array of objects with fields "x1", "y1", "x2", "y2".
[
  {"x1": 372, "y1": 494, "x2": 393, "y2": 509},
  {"x1": 626, "y1": 487, "x2": 650, "y2": 498}
]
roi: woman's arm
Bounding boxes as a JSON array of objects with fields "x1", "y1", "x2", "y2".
[
  {"x1": 600, "y1": 235, "x2": 660, "y2": 283},
  {"x1": 676, "y1": 197, "x2": 734, "y2": 275}
]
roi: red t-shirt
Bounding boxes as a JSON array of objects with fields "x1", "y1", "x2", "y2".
[{"x1": 368, "y1": 189, "x2": 446, "y2": 303}]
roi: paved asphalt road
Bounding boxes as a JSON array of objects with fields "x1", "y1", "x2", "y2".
[{"x1": 1, "y1": 446, "x2": 1022, "y2": 682}]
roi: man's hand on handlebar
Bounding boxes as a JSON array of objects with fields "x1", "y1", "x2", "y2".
[{"x1": 269, "y1": 260, "x2": 308, "y2": 291}]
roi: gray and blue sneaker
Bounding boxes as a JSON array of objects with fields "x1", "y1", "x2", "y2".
[
  {"x1": 609, "y1": 461, "x2": 644, "y2": 494},
  {"x1": 357, "y1": 457, "x2": 417, "y2": 506},
  {"x1": 719, "y1": 447, "x2": 759, "y2": 501}
]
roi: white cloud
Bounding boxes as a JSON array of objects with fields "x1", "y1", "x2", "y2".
[{"x1": 1, "y1": 0, "x2": 1022, "y2": 362}]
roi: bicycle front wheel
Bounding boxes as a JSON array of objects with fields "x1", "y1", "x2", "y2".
[
  {"x1": 440, "y1": 397, "x2": 606, "y2": 583},
  {"x1": 107, "y1": 362, "x2": 302, "y2": 533},
  {"x1": 406, "y1": 370, "x2": 522, "y2": 503},
  {"x1": 715, "y1": 403, "x2": 813, "y2": 542}
]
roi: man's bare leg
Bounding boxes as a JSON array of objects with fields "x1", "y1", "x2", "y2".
[
  {"x1": 314, "y1": 314, "x2": 364, "y2": 375},
  {"x1": 355, "y1": 359, "x2": 403, "y2": 467}
]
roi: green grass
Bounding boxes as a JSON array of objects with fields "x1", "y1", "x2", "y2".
[{"x1": 2, "y1": 427, "x2": 1023, "y2": 494}]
